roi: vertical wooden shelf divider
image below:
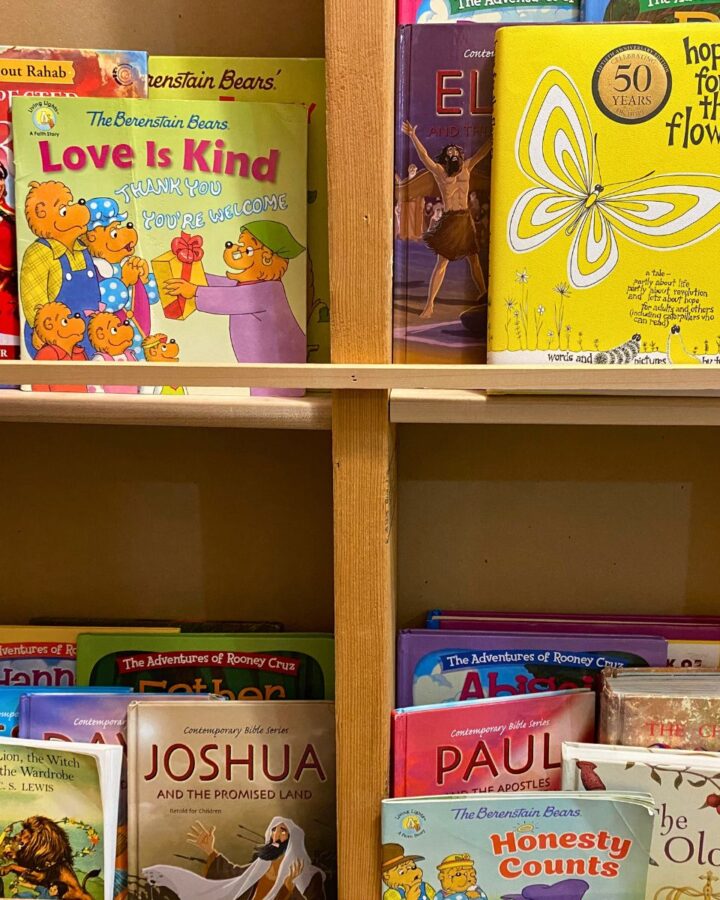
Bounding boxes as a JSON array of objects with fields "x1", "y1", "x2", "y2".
[{"x1": 325, "y1": 0, "x2": 397, "y2": 895}]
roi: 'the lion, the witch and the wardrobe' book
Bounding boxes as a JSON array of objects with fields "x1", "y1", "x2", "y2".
[
  {"x1": 489, "y1": 24, "x2": 720, "y2": 368},
  {"x1": 12, "y1": 96, "x2": 307, "y2": 396},
  {"x1": 0, "y1": 736, "x2": 122, "y2": 900},
  {"x1": 382, "y1": 793, "x2": 655, "y2": 900},
  {"x1": 396, "y1": 629, "x2": 667, "y2": 707},
  {"x1": 76, "y1": 632, "x2": 334, "y2": 699},
  {"x1": 393, "y1": 24, "x2": 496, "y2": 365},
  {"x1": 393, "y1": 689, "x2": 595, "y2": 797},
  {"x1": 127, "y1": 700, "x2": 336, "y2": 900},
  {"x1": 563, "y1": 741, "x2": 720, "y2": 900}
]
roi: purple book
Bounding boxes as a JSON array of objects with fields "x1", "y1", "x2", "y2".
[
  {"x1": 393, "y1": 24, "x2": 497, "y2": 364},
  {"x1": 397, "y1": 629, "x2": 668, "y2": 707}
]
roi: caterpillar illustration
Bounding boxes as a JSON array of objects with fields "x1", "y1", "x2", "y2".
[{"x1": 593, "y1": 333, "x2": 641, "y2": 365}]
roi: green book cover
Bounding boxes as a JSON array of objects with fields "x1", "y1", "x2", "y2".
[
  {"x1": 76, "y1": 633, "x2": 334, "y2": 700},
  {"x1": 148, "y1": 57, "x2": 329, "y2": 363},
  {"x1": 12, "y1": 96, "x2": 307, "y2": 396},
  {"x1": 0, "y1": 739, "x2": 117, "y2": 900}
]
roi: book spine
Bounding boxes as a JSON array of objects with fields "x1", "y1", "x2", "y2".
[
  {"x1": 393, "y1": 26, "x2": 412, "y2": 364},
  {"x1": 397, "y1": 0, "x2": 418, "y2": 23},
  {"x1": 599, "y1": 685, "x2": 620, "y2": 744},
  {"x1": 126, "y1": 704, "x2": 139, "y2": 887},
  {"x1": 17, "y1": 695, "x2": 31, "y2": 739},
  {"x1": 396, "y1": 633, "x2": 411, "y2": 707},
  {"x1": 391, "y1": 710, "x2": 408, "y2": 796}
]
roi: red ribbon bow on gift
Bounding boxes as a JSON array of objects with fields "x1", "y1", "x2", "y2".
[{"x1": 171, "y1": 231, "x2": 204, "y2": 282}]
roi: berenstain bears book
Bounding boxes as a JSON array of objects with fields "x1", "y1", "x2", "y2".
[
  {"x1": 600, "y1": 667, "x2": 720, "y2": 750},
  {"x1": 392, "y1": 688, "x2": 596, "y2": 797},
  {"x1": 426, "y1": 609, "x2": 720, "y2": 667},
  {"x1": 18, "y1": 691, "x2": 223, "y2": 900},
  {"x1": 0, "y1": 736, "x2": 123, "y2": 900},
  {"x1": 12, "y1": 96, "x2": 307, "y2": 396},
  {"x1": 148, "y1": 57, "x2": 329, "y2": 363},
  {"x1": 0, "y1": 46, "x2": 147, "y2": 367},
  {"x1": 0, "y1": 625, "x2": 177, "y2": 689},
  {"x1": 563, "y1": 742, "x2": 720, "y2": 900},
  {"x1": 0, "y1": 685, "x2": 132, "y2": 739},
  {"x1": 397, "y1": 629, "x2": 667, "y2": 707},
  {"x1": 382, "y1": 792, "x2": 656, "y2": 900},
  {"x1": 489, "y1": 24, "x2": 720, "y2": 367},
  {"x1": 77, "y1": 632, "x2": 334, "y2": 699},
  {"x1": 126, "y1": 700, "x2": 336, "y2": 900},
  {"x1": 398, "y1": 0, "x2": 579, "y2": 23},
  {"x1": 394, "y1": 24, "x2": 496, "y2": 364}
]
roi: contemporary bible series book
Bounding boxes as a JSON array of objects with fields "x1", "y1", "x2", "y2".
[
  {"x1": 12, "y1": 96, "x2": 307, "y2": 395},
  {"x1": 127, "y1": 700, "x2": 336, "y2": 899}
]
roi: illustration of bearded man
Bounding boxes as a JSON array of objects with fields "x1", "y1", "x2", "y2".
[
  {"x1": 401, "y1": 120, "x2": 491, "y2": 319},
  {"x1": 143, "y1": 816, "x2": 326, "y2": 900}
]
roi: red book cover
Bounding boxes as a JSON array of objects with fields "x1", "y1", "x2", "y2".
[
  {"x1": 0, "y1": 46, "x2": 147, "y2": 362},
  {"x1": 393, "y1": 688, "x2": 595, "y2": 797}
]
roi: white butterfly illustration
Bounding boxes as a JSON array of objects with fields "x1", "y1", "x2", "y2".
[{"x1": 508, "y1": 66, "x2": 720, "y2": 289}]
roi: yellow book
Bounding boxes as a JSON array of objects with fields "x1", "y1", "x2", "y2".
[{"x1": 489, "y1": 24, "x2": 720, "y2": 366}]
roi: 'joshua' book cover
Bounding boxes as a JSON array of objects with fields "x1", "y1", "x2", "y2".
[
  {"x1": 0, "y1": 625, "x2": 177, "y2": 689},
  {"x1": 0, "y1": 685, "x2": 132, "y2": 739},
  {"x1": 563, "y1": 741, "x2": 720, "y2": 900},
  {"x1": 0, "y1": 737, "x2": 123, "y2": 900},
  {"x1": 382, "y1": 792, "x2": 655, "y2": 900},
  {"x1": 489, "y1": 24, "x2": 720, "y2": 367},
  {"x1": 77, "y1": 632, "x2": 335, "y2": 700},
  {"x1": 18, "y1": 691, "x2": 222, "y2": 900},
  {"x1": 393, "y1": 688, "x2": 596, "y2": 797},
  {"x1": 426, "y1": 609, "x2": 720, "y2": 667},
  {"x1": 397, "y1": 629, "x2": 667, "y2": 707},
  {"x1": 148, "y1": 57, "x2": 329, "y2": 364},
  {"x1": 393, "y1": 24, "x2": 495, "y2": 364},
  {"x1": 398, "y1": 0, "x2": 579, "y2": 23},
  {"x1": 12, "y1": 96, "x2": 307, "y2": 396},
  {"x1": 582, "y1": 0, "x2": 719, "y2": 23},
  {"x1": 600, "y1": 667, "x2": 720, "y2": 750},
  {"x1": 127, "y1": 700, "x2": 336, "y2": 899},
  {"x1": 0, "y1": 46, "x2": 147, "y2": 365}
]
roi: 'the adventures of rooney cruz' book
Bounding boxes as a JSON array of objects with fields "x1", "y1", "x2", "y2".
[
  {"x1": 394, "y1": 24, "x2": 495, "y2": 365},
  {"x1": 0, "y1": 624, "x2": 177, "y2": 688},
  {"x1": 398, "y1": 0, "x2": 579, "y2": 23},
  {"x1": 12, "y1": 96, "x2": 307, "y2": 395},
  {"x1": 0, "y1": 737, "x2": 123, "y2": 900},
  {"x1": 426, "y1": 609, "x2": 720, "y2": 667},
  {"x1": 148, "y1": 57, "x2": 329, "y2": 364},
  {"x1": 382, "y1": 793, "x2": 655, "y2": 900},
  {"x1": 127, "y1": 700, "x2": 336, "y2": 899},
  {"x1": 489, "y1": 23, "x2": 720, "y2": 368},
  {"x1": 397, "y1": 629, "x2": 668, "y2": 707},
  {"x1": 393, "y1": 689, "x2": 596, "y2": 797},
  {"x1": 77, "y1": 632, "x2": 335, "y2": 699},
  {"x1": 563, "y1": 742, "x2": 720, "y2": 900},
  {"x1": 582, "y1": 0, "x2": 719, "y2": 23},
  {"x1": 0, "y1": 46, "x2": 147, "y2": 365}
]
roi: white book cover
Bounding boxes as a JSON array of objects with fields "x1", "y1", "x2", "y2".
[
  {"x1": 563, "y1": 741, "x2": 720, "y2": 900},
  {"x1": 0, "y1": 737, "x2": 122, "y2": 900}
]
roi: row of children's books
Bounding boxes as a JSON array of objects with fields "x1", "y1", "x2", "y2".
[
  {"x1": 393, "y1": 10, "x2": 720, "y2": 369},
  {"x1": 0, "y1": 46, "x2": 328, "y2": 396},
  {"x1": 0, "y1": 623, "x2": 336, "y2": 899},
  {"x1": 384, "y1": 609, "x2": 720, "y2": 899}
]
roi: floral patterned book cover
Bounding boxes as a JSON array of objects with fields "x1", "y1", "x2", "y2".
[
  {"x1": 12, "y1": 96, "x2": 307, "y2": 395},
  {"x1": 382, "y1": 792, "x2": 655, "y2": 900},
  {"x1": 0, "y1": 736, "x2": 122, "y2": 900},
  {"x1": 563, "y1": 741, "x2": 720, "y2": 900}
]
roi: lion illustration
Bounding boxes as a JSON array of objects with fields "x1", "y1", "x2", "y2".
[{"x1": 0, "y1": 816, "x2": 100, "y2": 900}]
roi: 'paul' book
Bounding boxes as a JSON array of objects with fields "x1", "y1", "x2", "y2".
[
  {"x1": 12, "y1": 96, "x2": 307, "y2": 395},
  {"x1": 127, "y1": 700, "x2": 336, "y2": 899}
]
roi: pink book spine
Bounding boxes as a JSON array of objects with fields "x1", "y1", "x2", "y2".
[
  {"x1": 397, "y1": 0, "x2": 422, "y2": 23},
  {"x1": 392, "y1": 710, "x2": 408, "y2": 796}
]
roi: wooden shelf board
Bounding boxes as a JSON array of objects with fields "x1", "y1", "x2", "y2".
[
  {"x1": 2, "y1": 361, "x2": 720, "y2": 393},
  {"x1": 391, "y1": 388, "x2": 720, "y2": 426},
  {"x1": 0, "y1": 391, "x2": 331, "y2": 430}
]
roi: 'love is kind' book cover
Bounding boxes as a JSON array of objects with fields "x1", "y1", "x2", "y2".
[
  {"x1": 12, "y1": 96, "x2": 307, "y2": 396},
  {"x1": 382, "y1": 793, "x2": 655, "y2": 900},
  {"x1": 393, "y1": 688, "x2": 595, "y2": 797},
  {"x1": 127, "y1": 700, "x2": 336, "y2": 899}
]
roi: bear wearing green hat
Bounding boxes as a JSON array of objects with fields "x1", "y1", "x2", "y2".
[{"x1": 164, "y1": 220, "x2": 305, "y2": 397}]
